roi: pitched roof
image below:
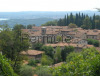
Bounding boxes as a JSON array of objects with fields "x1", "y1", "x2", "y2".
[
  {"x1": 45, "y1": 42, "x2": 93, "y2": 48},
  {"x1": 21, "y1": 50, "x2": 44, "y2": 56},
  {"x1": 71, "y1": 38, "x2": 83, "y2": 43}
]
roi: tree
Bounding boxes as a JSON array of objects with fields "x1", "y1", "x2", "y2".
[
  {"x1": 54, "y1": 47, "x2": 62, "y2": 63},
  {"x1": 0, "y1": 24, "x2": 29, "y2": 73},
  {"x1": 81, "y1": 16, "x2": 92, "y2": 29},
  {"x1": 20, "y1": 65, "x2": 33, "y2": 76},
  {"x1": 32, "y1": 43, "x2": 43, "y2": 50},
  {"x1": 56, "y1": 35, "x2": 62, "y2": 42},
  {"x1": 57, "y1": 18, "x2": 64, "y2": 26},
  {"x1": 69, "y1": 13, "x2": 74, "y2": 23},
  {"x1": 61, "y1": 46, "x2": 74, "y2": 61},
  {"x1": 64, "y1": 15, "x2": 67, "y2": 26},
  {"x1": 92, "y1": 14, "x2": 96, "y2": 29},
  {"x1": 51, "y1": 48, "x2": 100, "y2": 76},
  {"x1": 40, "y1": 46, "x2": 54, "y2": 58},
  {"x1": 0, "y1": 54, "x2": 17, "y2": 76},
  {"x1": 66, "y1": 14, "x2": 69, "y2": 26},
  {"x1": 35, "y1": 66, "x2": 52, "y2": 76},
  {"x1": 68, "y1": 23, "x2": 77, "y2": 28},
  {"x1": 27, "y1": 24, "x2": 35, "y2": 29},
  {"x1": 87, "y1": 39, "x2": 99, "y2": 47},
  {"x1": 13, "y1": 24, "x2": 26, "y2": 30},
  {"x1": 41, "y1": 54, "x2": 53, "y2": 65},
  {"x1": 41, "y1": 20, "x2": 57, "y2": 26},
  {"x1": 28, "y1": 59, "x2": 37, "y2": 66}
]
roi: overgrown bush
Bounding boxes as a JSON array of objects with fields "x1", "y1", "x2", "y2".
[
  {"x1": 40, "y1": 46, "x2": 54, "y2": 58},
  {"x1": 35, "y1": 66, "x2": 52, "y2": 76},
  {"x1": 87, "y1": 39, "x2": 99, "y2": 47},
  {"x1": 51, "y1": 47, "x2": 100, "y2": 76},
  {"x1": 28, "y1": 59, "x2": 37, "y2": 66},
  {"x1": 0, "y1": 54, "x2": 17, "y2": 76},
  {"x1": 61, "y1": 46, "x2": 74, "y2": 61},
  {"x1": 41, "y1": 54, "x2": 53, "y2": 65},
  {"x1": 32, "y1": 43, "x2": 43, "y2": 50},
  {"x1": 54, "y1": 46, "x2": 62, "y2": 63},
  {"x1": 20, "y1": 65, "x2": 33, "y2": 76}
]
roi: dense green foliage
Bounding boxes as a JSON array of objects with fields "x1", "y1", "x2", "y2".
[
  {"x1": 58, "y1": 13, "x2": 100, "y2": 29},
  {"x1": 13, "y1": 24, "x2": 26, "y2": 30},
  {"x1": 0, "y1": 54, "x2": 17, "y2": 76},
  {"x1": 51, "y1": 48, "x2": 100, "y2": 76},
  {"x1": 61, "y1": 46, "x2": 74, "y2": 61},
  {"x1": 27, "y1": 24, "x2": 35, "y2": 29},
  {"x1": 54, "y1": 47, "x2": 62, "y2": 63},
  {"x1": 41, "y1": 20, "x2": 57, "y2": 26},
  {"x1": 28, "y1": 59, "x2": 37, "y2": 66},
  {"x1": 56, "y1": 35, "x2": 62, "y2": 42},
  {"x1": 41, "y1": 13, "x2": 100, "y2": 29},
  {"x1": 0, "y1": 24, "x2": 29, "y2": 74},
  {"x1": 40, "y1": 46, "x2": 54, "y2": 58},
  {"x1": 87, "y1": 39, "x2": 99, "y2": 47},
  {"x1": 41, "y1": 54, "x2": 53, "y2": 65},
  {"x1": 35, "y1": 66, "x2": 52, "y2": 76},
  {"x1": 20, "y1": 65, "x2": 33, "y2": 76},
  {"x1": 68, "y1": 23, "x2": 77, "y2": 28},
  {"x1": 32, "y1": 43, "x2": 43, "y2": 50},
  {"x1": 81, "y1": 16, "x2": 92, "y2": 29}
]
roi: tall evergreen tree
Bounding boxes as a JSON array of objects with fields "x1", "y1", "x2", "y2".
[
  {"x1": 81, "y1": 16, "x2": 92, "y2": 29},
  {"x1": 66, "y1": 14, "x2": 69, "y2": 26},
  {"x1": 69, "y1": 13, "x2": 74, "y2": 23},
  {"x1": 75, "y1": 13, "x2": 78, "y2": 26},
  {"x1": 64, "y1": 15, "x2": 67, "y2": 26},
  {"x1": 92, "y1": 14, "x2": 96, "y2": 29}
]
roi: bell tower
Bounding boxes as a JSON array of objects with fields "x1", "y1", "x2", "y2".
[
  {"x1": 41, "y1": 27, "x2": 46, "y2": 35},
  {"x1": 41, "y1": 27, "x2": 46, "y2": 44}
]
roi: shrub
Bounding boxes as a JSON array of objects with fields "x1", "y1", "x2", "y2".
[
  {"x1": 20, "y1": 65, "x2": 33, "y2": 76},
  {"x1": 56, "y1": 35, "x2": 62, "y2": 42},
  {"x1": 68, "y1": 23, "x2": 77, "y2": 28},
  {"x1": 61, "y1": 46, "x2": 74, "y2": 61},
  {"x1": 35, "y1": 66, "x2": 52, "y2": 76},
  {"x1": 40, "y1": 46, "x2": 54, "y2": 58},
  {"x1": 87, "y1": 39, "x2": 99, "y2": 47},
  {"x1": 28, "y1": 59, "x2": 37, "y2": 66},
  {"x1": 0, "y1": 54, "x2": 17, "y2": 76},
  {"x1": 51, "y1": 47, "x2": 100, "y2": 76},
  {"x1": 54, "y1": 46, "x2": 62, "y2": 63},
  {"x1": 32, "y1": 43, "x2": 43, "y2": 50},
  {"x1": 41, "y1": 54, "x2": 53, "y2": 65}
]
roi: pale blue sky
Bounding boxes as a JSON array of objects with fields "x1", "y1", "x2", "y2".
[{"x1": 0, "y1": 0, "x2": 100, "y2": 12}]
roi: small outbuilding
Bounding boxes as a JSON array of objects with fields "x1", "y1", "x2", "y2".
[{"x1": 21, "y1": 50, "x2": 44, "y2": 60}]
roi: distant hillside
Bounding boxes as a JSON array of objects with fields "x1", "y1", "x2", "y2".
[
  {"x1": 0, "y1": 10, "x2": 99, "y2": 19},
  {"x1": 0, "y1": 10, "x2": 99, "y2": 27},
  {"x1": 0, "y1": 18, "x2": 55, "y2": 27}
]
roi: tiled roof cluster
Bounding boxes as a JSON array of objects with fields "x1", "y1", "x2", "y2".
[
  {"x1": 21, "y1": 50, "x2": 44, "y2": 56},
  {"x1": 22, "y1": 26, "x2": 100, "y2": 38},
  {"x1": 45, "y1": 42, "x2": 93, "y2": 48}
]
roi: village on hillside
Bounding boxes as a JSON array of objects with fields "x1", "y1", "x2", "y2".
[
  {"x1": 22, "y1": 26, "x2": 100, "y2": 48},
  {"x1": 21, "y1": 26, "x2": 100, "y2": 62},
  {"x1": 1, "y1": 25, "x2": 100, "y2": 76}
]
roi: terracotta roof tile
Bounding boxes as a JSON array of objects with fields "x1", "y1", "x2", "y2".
[{"x1": 21, "y1": 50, "x2": 44, "y2": 56}]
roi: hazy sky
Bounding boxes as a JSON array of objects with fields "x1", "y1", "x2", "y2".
[{"x1": 0, "y1": 0, "x2": 100, "y2": 12}]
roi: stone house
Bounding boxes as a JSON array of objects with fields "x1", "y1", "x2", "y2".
[{"x1": 21, "y1": 50, "x2": 44, "y2": 60}]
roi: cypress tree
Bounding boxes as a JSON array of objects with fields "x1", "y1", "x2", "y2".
[
  {"x1": 67, "y1": 14, "x2": 69, "y2": 26},
  {"x1": 92, "y1": 14, "x2": 96, "y2": 29},
  {"x1": 70, "y1": 13, "x2": 74, "y2": 23},
  {"x1": 64, "y1": 15, "x2": 67, "y2": 26}
]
